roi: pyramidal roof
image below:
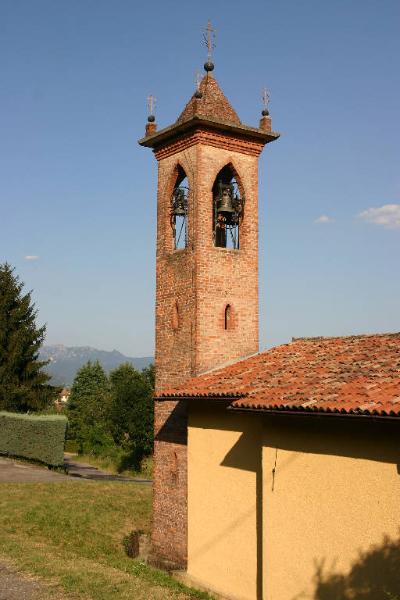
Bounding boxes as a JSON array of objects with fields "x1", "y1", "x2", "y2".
[{"x1": 176, "y1": 73, "x2": 241, "y2": 126}]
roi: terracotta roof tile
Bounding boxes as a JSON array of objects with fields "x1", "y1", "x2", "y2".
[
  {"x1": 176, "y1": 74, "x2": 241, "y2": 125},
  {"x1": 157, "y1": 333, "x2": 400, "y2": 418}
]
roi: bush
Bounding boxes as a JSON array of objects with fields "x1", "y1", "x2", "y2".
[{"x1": 0, "y1": 411, "x2": 67, "y2": 466}]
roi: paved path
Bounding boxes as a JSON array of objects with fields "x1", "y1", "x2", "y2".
[
  {"x1": 0, "y1": 562, "x2": 42, "y2": 600},
  {"x1": 0, "y1": 457, "x2": 66, "y2": 483},
  {"x1": 0, "y1": 455, "x2": 152, "y2": 485},
  {"x1": 64, "y1": 454, "x2": 152, "y2": 484}
]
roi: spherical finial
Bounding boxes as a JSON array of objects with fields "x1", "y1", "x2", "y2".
[
  {"x1": 147, "y1": 114, "x2": 155, "y2": 122},
  {"x1": 261, "y1": 109, "x2": 269, "y2": 117},
  {"x1": 204, "y1": 61, "x2": 214, "y2": 72}
]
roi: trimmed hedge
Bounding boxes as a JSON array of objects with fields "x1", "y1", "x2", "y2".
[{"x1": 0, "y1": 412, "x2": 67, "y2": 466}]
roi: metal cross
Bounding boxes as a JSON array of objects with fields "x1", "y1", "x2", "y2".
[
  {"x1": 146, "y1": 95, "x2": 156, "y2": 117},
  {"x1": 262, "y1": 87, "x2": 270, "y2": 111},
  {"x1": 195, "y1": 70, "x2": 202, "y2": 91},
  {"x1": 203, "y1": 20, "x2": 215, "y2": 62}
]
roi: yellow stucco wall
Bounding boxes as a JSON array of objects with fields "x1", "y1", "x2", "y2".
[
  {"x1": 262, "y1": 417, "x2": 400, "y2": 600},
  {"x1": 188, "y1": 403, "x2": 261, "y2": 600},
  {"x1": 188, "y1": 405, "x2": 400, "y2": 600}
]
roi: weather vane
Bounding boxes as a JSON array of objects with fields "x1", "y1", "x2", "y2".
[
  {"x1": 147, "y1": 95, "x2": 156, "y2": 122},
  {"x1": 203, "y1": 20, "x2": 215, "y2": 71},
  {"x1": 262, "y1": 87, "x2": 270, "y2": 116}
]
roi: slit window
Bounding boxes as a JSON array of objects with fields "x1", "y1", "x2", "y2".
[{"x1": 224, "y1": 304, "x2": 232, "y2": 330}]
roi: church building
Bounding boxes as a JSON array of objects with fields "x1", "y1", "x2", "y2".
[{"x1": 139, "y1": 47, "x2": 400, "y2": 600}]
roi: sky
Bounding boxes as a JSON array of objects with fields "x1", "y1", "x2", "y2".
[{"x1": 1, "y1": 0, "x2": 399, "y2": 357}]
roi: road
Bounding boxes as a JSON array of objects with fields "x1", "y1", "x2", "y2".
[{"x1": 0, "y1": 454, "x2": 152, "y2": 484}]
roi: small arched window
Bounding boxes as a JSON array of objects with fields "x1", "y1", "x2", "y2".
[
  {"x1": 172, "y1": 301, "x2": 179, "y2": 330},
  {"x1": 212, "y1": 165, "x2": 244, "y2": 250},
  {"x1": 224, "y1": 304, "x2": 232, "y2": 330},
  {"x1": 170, "y1": 166, "x2": 189, "y2": 250}
]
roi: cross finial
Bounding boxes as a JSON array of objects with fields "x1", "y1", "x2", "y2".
[
  {"x1": 194, "y1": 70, "x2": 203, "y2": 98},
  {"x1": 147, "y1": 95, "x2": 156, "y2": 122},
  {"x1": 195, "y1": 70, "x2": 202, "y2": 91},
  {"x1": 262, "y1": 87, "x2": 270, "y2": 116},
  {"x1": 203, "y1": 20, "x2": 215, "y2": 72},
  {"x1": 203, "y1": 20, "x2": 215, "y2": 62}
]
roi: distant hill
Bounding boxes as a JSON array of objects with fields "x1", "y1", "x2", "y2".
[{"x1": 40, "y1": 345, "x2": 153, "y2": 387}]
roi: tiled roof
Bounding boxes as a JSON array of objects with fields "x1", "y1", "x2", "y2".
[
  {"x1": 176, "y1": 74, "x2": 241, "y2": 126},
  {"x1": 157, "y1": 333, "x2": 400, "y2": 418}
]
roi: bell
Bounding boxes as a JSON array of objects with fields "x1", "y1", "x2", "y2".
[
  {"x1": 216, "y1": 187, "x2": 235, "y2": 214},
  {"x1": 172, "y1": 188, "x2": 186, "y2": 216}
]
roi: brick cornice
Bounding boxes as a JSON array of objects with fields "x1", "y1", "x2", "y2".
[{"x1": 154, "y1": 128, "x2": 265, "y2": 160}]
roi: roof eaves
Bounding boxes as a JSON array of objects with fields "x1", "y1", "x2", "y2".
[
  {"x1": 138, "y1": 115, "x2": 280, "y2": 149},
  {"x1": 154, "y1": 391, "x2": 247, "y2": 401},
  {"x1": 228, "y1": 404, "x2": 400, "y2": 420}
]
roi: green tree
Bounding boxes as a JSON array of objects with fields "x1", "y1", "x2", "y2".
[
  {"x1": 67, "y1": 361, "x2": 112, "y2": 454},
  {"x1": 0, "y1": 263, "x2": 55, "y2": 412},
  {"x1": 141, "y1": 363, "x2": 155, "y2": 390},
  {"x1": 109, "y1": 363, "x2": 154, "y2": 469}
]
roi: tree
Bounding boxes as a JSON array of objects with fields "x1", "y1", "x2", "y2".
[
  {"x1": 109, "y1": 363, "x2": 154, "y2": 469},
  {"x1": 141, "y1": 363, "x2": 155, "y2": 390},
  {"x1": 67, "y1": 361, "x2": 112, "y2": 454},
  {"x1": 0, "y1": 263, "x2": 54, "y2": 412}
]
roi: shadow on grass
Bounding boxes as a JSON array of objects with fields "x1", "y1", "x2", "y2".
[{"x1": 313, "y1": 535, "x2": 400, "y2": 600}]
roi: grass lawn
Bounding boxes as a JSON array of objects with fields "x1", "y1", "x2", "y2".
[{"x1": 0, "y1": 480, "x2": 211, "y2": 600}]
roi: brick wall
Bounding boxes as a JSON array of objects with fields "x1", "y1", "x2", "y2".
[{"x1": 151, "y1": 127, "x2": 266, "y2": 568}]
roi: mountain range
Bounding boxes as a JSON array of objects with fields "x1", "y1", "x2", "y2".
[{"x1": 40, "y1": 345, "x2": 153, "y2": 387}]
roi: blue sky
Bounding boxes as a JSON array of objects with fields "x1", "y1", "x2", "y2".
[{"x1": 1, "y1": 0, "x2": 399, "y2": 356}]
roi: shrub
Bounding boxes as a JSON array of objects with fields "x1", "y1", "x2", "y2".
[{"x1": 0, "y1": 411, "x2": 67, "y2": 466}]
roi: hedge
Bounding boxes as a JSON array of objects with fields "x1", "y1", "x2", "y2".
[{"x1": 0, "y1": 412, "x2": 67, "y2": 466}]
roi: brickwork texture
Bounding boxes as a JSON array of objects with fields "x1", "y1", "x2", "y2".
[{"x1": 151, "y1": 128, "x2": 265, "y2": 568}]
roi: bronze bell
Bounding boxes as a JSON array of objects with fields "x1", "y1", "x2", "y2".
[
  {"x1": 216, "y1": 186, "x2": 235, "y2": 214},
  {"x1": 172, "y1": 188, "x2": 186, "y2": 216}
]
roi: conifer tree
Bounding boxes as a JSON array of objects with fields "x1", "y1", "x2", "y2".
[{"x1": 0, "y1": 262, "x2": 53, "y2": 412}]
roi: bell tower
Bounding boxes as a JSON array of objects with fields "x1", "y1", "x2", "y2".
[{"x1": 139, "y1": 54, "x2": 279, "y2": 568}]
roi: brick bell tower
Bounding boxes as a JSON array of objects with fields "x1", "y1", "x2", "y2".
[{"x1": 139, "y1": 54, "x2": 279, "y2": 568}]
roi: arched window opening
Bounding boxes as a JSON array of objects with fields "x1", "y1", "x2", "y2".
[
  {"x1": 212, "y1": 165, "x2": 244, "y2": 250},
  {"x1": 224, "y1": 304, "x2": 232, "y2": 330},
  {"x1": 170, "y1": 166, "x2": 189, "y2": 250},
  {"x1": 172, "y1": 301, "x2": 179, "y2": 330}
]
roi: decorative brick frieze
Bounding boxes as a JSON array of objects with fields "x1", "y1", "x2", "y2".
[{"x1": 154, "y1": 129, "x2": 265, "y2": 161}]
